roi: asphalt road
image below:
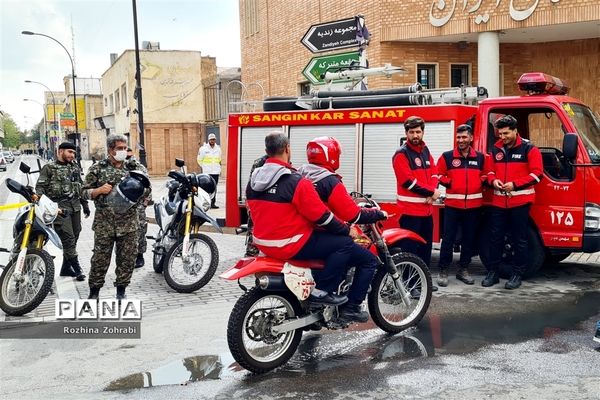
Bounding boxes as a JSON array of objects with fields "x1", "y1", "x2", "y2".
[{"x1": 0, "y1": 156, "x2": 599, "y2": 399}]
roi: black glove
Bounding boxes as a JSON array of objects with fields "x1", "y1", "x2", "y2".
[{"x1": 81, "y1": 200, "x2": 91, "y2": 218}]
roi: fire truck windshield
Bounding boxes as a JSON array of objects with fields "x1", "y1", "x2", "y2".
[{"x1": 564, "y1": 103, "x2": 600, "y2": 163}]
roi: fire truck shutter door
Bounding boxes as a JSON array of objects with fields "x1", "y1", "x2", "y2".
[
  {"x1": 240, "y1": 127, "x2": 279, "y2": 201},
  {"x1": 363, "y1": 123, "x2": 404, "y2": 201},
  {"x1": 422, "y1": 121, "x2": 455, "y2": 199},
  {"x1": 289, "y1": 124, "x2": 357, "y2": 193},
  {"x1": 363, "y1": 121, "x2": 454, "y2": 201}
]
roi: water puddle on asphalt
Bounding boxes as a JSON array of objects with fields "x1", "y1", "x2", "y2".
[
  {"x1": 104, "y1": 353, "x2": 237, "y2": 391},
  {"x1": 105, "y1": 291, "x2": 600, "y2": 390}
]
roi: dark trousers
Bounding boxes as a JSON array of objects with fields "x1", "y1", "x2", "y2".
[
  {"x1": 55, "y1": 210, "x2": 82, "y2": 260},
  {"x1": 438, "y1": 207, "x2": 481, "y2": 269},
  {"x1": 210, "y1": 174, "x2": 219, "y2": 206},
  {"x1": 487, "y1": 204, "x2": 531, "y2": 276},
  {"x1": 293, "y1": 232, "x2": 379, "y2": 305},
  {"x1": 399, "y1": 215, "x2": 433, "y2": 267}
]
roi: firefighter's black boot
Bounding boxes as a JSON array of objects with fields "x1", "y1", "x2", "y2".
[
  {"x1": 88, "y1": 287, "x2": 100, "y2": 300},
  {"x1": 59, "y1": 258, "x2": 77, "y2": 277},
  {"x1": 68, "y1": 257, "x2": 86, "y2": 281}
]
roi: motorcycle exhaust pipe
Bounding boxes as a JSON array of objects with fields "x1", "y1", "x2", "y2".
[{"x1": 256, "y1": 274, "x2": 286, "y2": 291}]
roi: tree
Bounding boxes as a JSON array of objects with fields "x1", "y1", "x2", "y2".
[{"x1": 0, "y1": 110, "x2": 25, "y2": 149}]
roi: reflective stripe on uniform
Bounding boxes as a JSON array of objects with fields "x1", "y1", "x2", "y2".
[
  {"x1": 407, "y1": 179, "x2": 417, "y2": 190},
  {"x1": 530, "y1": 173, "x2": 541, "y2": 182},
  {"x1": 445, "y1": 193, "x2": 483, "y2": 200},
  {"x1": 494, "y1": 188, "x2": 535, "y2": 196},
  {"x1": 253, "y1": 234, "x2": 304, "y2": 248},
  {"x1": 317, "y1": 213, "x2": 334, "y2": 226},
  {"x1": 397, "y1": 195, "x2": 427, "y2": 203}
]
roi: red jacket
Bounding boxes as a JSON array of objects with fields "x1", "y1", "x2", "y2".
[
  {"x1": 297, "y1": 164, "x2": 385, "y2": 223},
  {"x1": 437, "y1": 147, "x2": 491, "y2": 209},
  {"x1": 487, "y1": 136, "x2": 543, "y2": 208},
  {"x1": 393, "y1": 141, "x2": 439, "y2": 217},
  {"x1": 246, "y1": 158, "x2": 349, "y2": 259}
]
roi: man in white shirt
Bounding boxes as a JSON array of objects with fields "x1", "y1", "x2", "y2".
[{"x1": 197, "y1": 133, "x2": 222, "y2": 208}]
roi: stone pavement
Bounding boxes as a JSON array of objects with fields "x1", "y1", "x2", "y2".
[{"x1": 0, "y1": 158, "x2": 599, "y2": 322}]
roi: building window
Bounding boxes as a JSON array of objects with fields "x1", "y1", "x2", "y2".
[
  {"x1": 114, "y1": 90, "x2": 120, "y2": 111},
  {"x1": 450, "y1": 64, "x2": 470, "y2": 87},
  {"x1": 243, "y1": 0, "x2": 259, "y2": 37},
  {"x1": 109, "y1": 94, "x2": 114, "y2": 113},
  {"x1": 104, "y1": 97, "x2": 108, "y2": 107},
  {"x1": 417, "y1": 63, "x2": 437, "y2": 89},
  {"x1": 298, "y1": 82, "x2": 311, "y2": 96},
  {"x1": 121, "y1": 83, "x2": 127, "y2": 108}
]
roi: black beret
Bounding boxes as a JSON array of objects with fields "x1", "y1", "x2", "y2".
[{"x1": 58, "y1": 142, "x2": 76, "y2": 150}]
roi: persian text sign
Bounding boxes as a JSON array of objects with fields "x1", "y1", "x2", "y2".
[{"x1": 301, "y1": 17, "x2": 358, "y2": 53}]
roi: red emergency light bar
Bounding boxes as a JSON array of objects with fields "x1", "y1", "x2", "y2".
[{"x1": 517, "y1": 72, "x2": 569, "y2": 95}]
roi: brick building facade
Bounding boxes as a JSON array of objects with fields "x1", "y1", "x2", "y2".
[{"x1": 239, "y1": 0, "x2": 599, "y2": 113}]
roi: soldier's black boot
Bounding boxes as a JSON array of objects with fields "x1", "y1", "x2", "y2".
[
  {"x1": 59, "y1": 258, "x2": 77, "y2": 277},
  {"x1": 69, "y1": 257, "x2": 86, "y2": 281},
  {"x1": 505, "y1": 274, "x2": 522, "y2": 290},
  {"x1": 135, "y1": 254, "x2": 145, "y2": 269},
  {"x1": 481, "y1": 271, "x2": 500, "y2": 287},
  {"x1": 88, "y1": 287, "x2": 100, "y2": 300},
  {"x1": 116, "y1": 285, "x2": 127, "y2": 301}
]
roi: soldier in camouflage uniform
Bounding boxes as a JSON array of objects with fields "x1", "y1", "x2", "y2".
[
  {"x1": 82, "y1": 134, "x2": 149, "y2": 300},
  {"x1": 245, "y1": 154, "x2": 268, "y2": 256},
  {"x1": 126, "y1": 147, "x2": 152, "y2": 268},
  {"x1": 36, "y1": 141, "x2": 90, "y2": 281}
]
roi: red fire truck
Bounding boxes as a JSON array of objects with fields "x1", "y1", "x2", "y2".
[{"x1": 225, "y1": 73, "x2": 600, "y2": 277}]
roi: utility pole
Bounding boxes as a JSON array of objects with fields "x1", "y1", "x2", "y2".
[{"x1": 132, "y1": 0, "x2": 146, "y2": 167}]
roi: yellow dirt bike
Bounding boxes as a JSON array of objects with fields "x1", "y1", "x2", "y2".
[{"x1": 0, "y1": 162, "x2": 62, "y2": 316}]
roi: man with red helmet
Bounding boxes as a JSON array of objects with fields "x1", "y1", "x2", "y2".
[
  {"x1": 483, "y1": 115, "x2": 543, "y2": 290},
  {"x1": 392, "y1": 116, "x2": 440, "y2": 294},
  {"x1": 298, "y1": 136, "x2": 387, "y2": 323},
  {"x1": 247, "y1": 132, "x2": 357, "y2": 306}
]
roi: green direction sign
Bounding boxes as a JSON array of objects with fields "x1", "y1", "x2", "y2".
[
  {"x1": 302, "y1": 51, "x2": 360, "y2": 85},
  {"x1": 60, "y1": 112, "x2": 75, "y2": 119}
]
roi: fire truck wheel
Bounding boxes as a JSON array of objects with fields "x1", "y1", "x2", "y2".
[
  {"x1": 543, "y1": 252, "x2": 571, "y2": 266},
  {"x1": 478, "y1": 226, "x2": 545, "y2": 279}
]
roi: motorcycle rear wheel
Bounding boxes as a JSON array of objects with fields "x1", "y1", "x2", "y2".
[
  {"x1": 0, "y1": 249, "x2": 54, "y2": 316},
  {"x1": 227, "y1": 287, "x2": 303, "y2": 374},
  {"x1": 368, "y1": 252, "x2": 432, "y2": 333},
  {"x1": 163, "y1": 233, "x2": 219, "y2": 293}
]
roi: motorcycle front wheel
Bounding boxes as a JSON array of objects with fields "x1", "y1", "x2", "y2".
[
  {"x1": 0, "y1": 249, "x2": 54, "y2": 316},
  {"x1": 152, "y1": 251, "x2": 164, "y2": 274},
  {"x1": 227, "y1": 287, "x2": 303, "y2": 374},
  {"x1": 368, "y1": 251, "x2": 432, "y2": 333},
  {"x1": 163, "y1": 233, "x2": 218, "y2": 293}
]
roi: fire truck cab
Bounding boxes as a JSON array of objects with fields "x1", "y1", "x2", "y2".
[{"x1": 225, "y1": 73, "x2": 600, "y2": 277}]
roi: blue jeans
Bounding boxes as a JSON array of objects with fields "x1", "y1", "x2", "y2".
[{"x1": 293, "y1": 232, "x2": 380, "y2": 305}]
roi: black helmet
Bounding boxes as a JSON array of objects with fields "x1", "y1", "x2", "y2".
[
  {"x1": 195, "y1": 173, "x2": 216, "y2": 194},
  {"x1": 105, "y1": 171, "x2": 150, "y2": 213}
]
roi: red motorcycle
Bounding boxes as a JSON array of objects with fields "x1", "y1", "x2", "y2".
[{"x1": 221, "y1": 192, "x2": 432, "y2": 373}]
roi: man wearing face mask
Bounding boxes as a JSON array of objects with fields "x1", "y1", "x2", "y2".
[
  {"x1": 126, "y1": 147, "x2": 152, "y2": 268},
  {"x1": 82, "y1": 134, "x2": 142, "y2": 300}
]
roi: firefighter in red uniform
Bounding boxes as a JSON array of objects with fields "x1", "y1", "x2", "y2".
[
  {"x1": 436, "y1": 124, "x2": 492, "y2": 286},
  {"x1": 298, "y1": 136, "x2": 388, "y2": 323},
  {"x1": 247, "y1": 132, "x2": 356, "y2": 307},
  {"x1": 483, "y1": 115, "x2": 543, "y2": 290},
  {"x1": 393, "y1": 116, "x2": 440, "y2": 293}
]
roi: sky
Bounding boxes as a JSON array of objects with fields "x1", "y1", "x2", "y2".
[{"x1": 0, "y1": 0, "x2": 241, "y2": 131}]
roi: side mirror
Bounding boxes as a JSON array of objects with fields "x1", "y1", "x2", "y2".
[
  {"x1": 19, "y1": 162, "x2": 30, "y2": 174},
  {"x1": 175, "y1": 159, "x2": 185, "y2": 168},
  {"x1": 562, "y1": 133, "x2": 578, "y2": 161}
]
